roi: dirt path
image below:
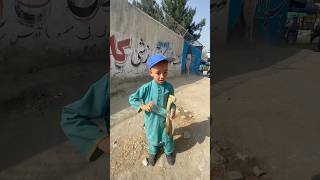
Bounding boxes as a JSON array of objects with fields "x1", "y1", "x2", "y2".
[
  {"x1": 110, "y1": 76, "x2": 210, "y2": 180},
  {"x1": 213, "y1": 47, "x2": 320, "y2": 180}
]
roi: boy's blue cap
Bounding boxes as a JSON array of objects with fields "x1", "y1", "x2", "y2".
[{"x1": 147, "y1": 53, "x2": 168, "y2": 69}]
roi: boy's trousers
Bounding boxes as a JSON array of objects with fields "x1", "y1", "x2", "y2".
[{"x1": 148, "y1": 134, "x2": 174, "y2": 155}]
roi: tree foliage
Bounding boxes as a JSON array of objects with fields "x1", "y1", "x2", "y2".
[
  {"x1": 133, "y1": 0, "x2": 164, "y2": 23},
  {"x1": 134, "y1": 0, "x2": 206, "y2": 41}
]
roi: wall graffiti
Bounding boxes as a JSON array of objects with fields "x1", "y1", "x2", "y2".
[
  {"x1": 14, "y1": 0, "x2": 51, "y2": 27},
  {"x1": 130, "y1": 39, "x2": 180, "y2": 67},
  {"x1": 67, "y1": 0, "x2": 98, "y2": 21},
  {"x1": 0, "y1": 0, "x2": 108, "y2": 50},
  {"x1": 9, "y1": 0, "x2": 51, "y2": 43},
  {"x1": 131, "y1": 38, "x2": 151, "y2": 66},
  {"x1": 110, "y1": 34, "x2": 182, "y2": 76},
  {"x1": 110, "y1": 1, "x2": 184, "y2": 79},
  {"x1": 110, "y1": 34, "x2": 131, "y2": 68},
  {"x1": 67, "y1": 0, "x2": 108, "y2": 21},
  {"x1": 75, "y1": 25, "x2": 106, "y2": 40},
  {"x1": 155, "y1": 41, "x2": 180, "y2": 64},
  {"x1": 156, "y1": 41, "x2": 169, "y2": 49},
  {"x1": 66, "y1": 0, "x2": 108, "y2": 41}
]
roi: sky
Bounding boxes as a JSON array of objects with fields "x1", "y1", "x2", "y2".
[
  {"x1": 155, "y1": 0, "x2": 211, "y2": 51},
  {"x1": 186, "y1": 0, "x2": 210, "y2": 52},
  {"x1": 128, "y1": 0, "x2": 211, "y2": 52}
]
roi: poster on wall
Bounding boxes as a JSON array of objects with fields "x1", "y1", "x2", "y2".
[{"x1": 181, "y1": 40, "x2": 201, "y2": 75}]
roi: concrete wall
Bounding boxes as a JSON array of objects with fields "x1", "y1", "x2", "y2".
[
  {"x1": 110, "y1": 0, "x2": 183, "y2": 80},
  {"x1": 0, "y1": 0, "x2": 108, "y2": 52},
  {"x1": 211, "y1": 0, "x2": 230, "y2": 48}
]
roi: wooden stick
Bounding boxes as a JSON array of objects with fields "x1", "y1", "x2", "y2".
[{"x1": 165, "y1": 95, "x2": 176, "y2": 136}]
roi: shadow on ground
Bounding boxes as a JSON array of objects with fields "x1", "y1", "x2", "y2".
[
  {"x1": 152, "y1": 119, "x2": 209, "y2": 162},
  {"x1": 174, "y1": 119, "x2": 210, "y2": 154},
  {"x1": 213, "y1": 42, "x2": 304, "y2": 83},
  {"x1": 312, "y1": 174, "x2": 320, "y2": 180}
]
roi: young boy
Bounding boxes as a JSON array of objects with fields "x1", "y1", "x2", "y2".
[{"x1": 129, "y1": 53, "x2": 176, "y2": 166}]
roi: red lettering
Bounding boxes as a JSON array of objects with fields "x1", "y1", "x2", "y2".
[{"x1": 110, "y1": 35, "x2": 131, "y2": 62}]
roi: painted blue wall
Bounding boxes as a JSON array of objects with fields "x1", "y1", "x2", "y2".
[
  {"x1": 227, "y1": 0, "x2": 289, "y2": 42},
  {"x1": 228, "y1": 0, "x2": 244, "y2": 30},
  {"x1": 181, "y1": 40, "x2": 202, "y2": 75},
  {"x1": 255, "y1": 0, "x2": 289, "y2": 42},
  {"x1": 181, "y1": 40, "x2": 189, "y2": 74},
  {"x1": 190, "y1": 47, "x2": 201, "y2": 74}
]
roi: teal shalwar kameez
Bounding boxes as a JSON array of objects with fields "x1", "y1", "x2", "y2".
[
  {"x1": 129, "y1": 80, "x2": 176, "y2": 155},
  {"x1": 61, "y1": 74, "x2": 110, "y2": 161}
]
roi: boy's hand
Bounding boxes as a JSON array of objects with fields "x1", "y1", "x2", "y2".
[
  {"x1": 140, "y1": 102, "x2": 154, "y2": 112},
  {"x1": 97, "y1": 136, "x2": 109, "y2": 153},
  {"x1": 170, "y1": 108, "x2": 176, "y2": 119}
]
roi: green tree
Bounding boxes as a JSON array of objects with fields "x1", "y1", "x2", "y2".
[
  {"x1": 134, "y1": 0, "x2": 164, "y2": 23},
  {"x1": 161, "y1": 0, "x2": 206, "y2": 41}
]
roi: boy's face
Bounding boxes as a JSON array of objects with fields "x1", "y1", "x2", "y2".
[{"x1": 149, "y1": 61, "x2": 168, "y2": 84}]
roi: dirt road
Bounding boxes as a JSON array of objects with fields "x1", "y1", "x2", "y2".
[
  {"x1": 110, "y1": 75, "x2": 210, "y2": 180},
  {"x1": 213, "y1": 45, "x2": 320, "y2": 180}
]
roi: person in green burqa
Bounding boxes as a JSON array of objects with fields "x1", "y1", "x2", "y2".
[{"x1": 60, "y1": 73, "x2": 110, "y2": 161}]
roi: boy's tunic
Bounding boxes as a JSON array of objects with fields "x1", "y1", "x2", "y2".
[
  {"x1": 61, "y1": 74, "x2": 110, "y2": 161},
  {"x1": 129, "y1": 80, "x2": 176, "y2": 146}
]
